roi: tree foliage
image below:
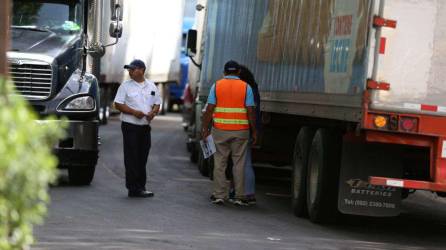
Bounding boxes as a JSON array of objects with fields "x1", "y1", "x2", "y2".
[{"x1": 0, "y1": 77, "x2": 65, "y2": 250}]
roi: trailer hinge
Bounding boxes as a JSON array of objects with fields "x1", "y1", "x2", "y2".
[
  {"x1": 367, "y1": 79, "x2": 390, "y2": 90},
  {"x1": 373, "y1": 16, "x2": 397, "y2": 28}
]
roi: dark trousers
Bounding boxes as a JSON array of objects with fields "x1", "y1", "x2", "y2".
[{"x1": 121, "y1": 122, "x2": 151, "y2": 192}]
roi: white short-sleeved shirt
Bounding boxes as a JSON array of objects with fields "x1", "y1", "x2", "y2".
[{"x1": 114, "y1": 79, "x2": 161, "y2": 125}]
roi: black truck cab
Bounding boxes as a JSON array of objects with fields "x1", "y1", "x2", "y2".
[{"x1": 8, "y1": 0, "x2": 123, "y2": 185}]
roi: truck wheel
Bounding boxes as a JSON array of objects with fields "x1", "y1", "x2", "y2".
[
  {"x1": 160, "y1": 84, "x2": 170, "y2": 115},
  {"x1": 100, "y1": 106, "x2": 108, "y2": 125},
  {"x1": 208, "y1": 156, "x2": 214, "y2": 180},
  {"x1": 306, "y1": 129, "x2": 341, "y2": 223},
  {"x1": 190, "y1": 143, "x2": 198, "y2": 163},
  {"x1": 292, "y1": 127, "x2": 315, "y2": 217},
  {"x1": 197, "y1": 147, "x2": 209, "y2": 177},
  {"x1": 68, "y1": 165, "x2": 96, "y2": 185},
  {"x1": 161, "y1": 96, "x2": 170, "y2": 115},
  {"x1": 167, "y1": 101, "x2": 174, "y2": 113}
]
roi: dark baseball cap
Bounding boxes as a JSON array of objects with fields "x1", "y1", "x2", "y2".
[
  {"x1": 224, "y1": 60, "x2": 240, "y2": 73},
  {"x1": 124, "y1": 59, "x2": 146, "y2": 70}
]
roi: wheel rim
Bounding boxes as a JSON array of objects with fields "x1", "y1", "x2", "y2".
[{"x1": 308, "y1": 152, "x2": 320, "y2": 205}]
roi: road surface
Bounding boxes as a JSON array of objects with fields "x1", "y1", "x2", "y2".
[{"x1": 33, "y1": 114, "x2": 446, "y2": 250}]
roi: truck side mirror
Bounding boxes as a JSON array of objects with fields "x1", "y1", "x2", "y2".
[
  {"x1": 109, "y1": 22, "x2": 123, "y2": 38},
  {"x1": 186, "y1": 29, "x2": 197, "y2": 56},
  {"x1": 110, "y1": 0, "x2": 123, "y2": 21}
]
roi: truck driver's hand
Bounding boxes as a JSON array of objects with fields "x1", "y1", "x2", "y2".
[
  {"x1": 251, "y1": 131, "x2": 258, "y2": 146},
  {"x1": 133, "y1": 110, "x2": 145, "y2": 119},
  {"x1": 146, "y1": 111, "x2": 156, "y2": 121},
  {"x1": 201, "y1": 129, "x2": 210, "y2": 141}
]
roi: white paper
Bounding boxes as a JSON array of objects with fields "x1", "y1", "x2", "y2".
[{"x1": 200, "y1": 135, "x2": 216, "y2": 159}]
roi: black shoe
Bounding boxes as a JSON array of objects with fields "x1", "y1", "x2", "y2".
[
  {"x1": 210, "y1": 195, "x2": 224, "y2": 205},
  {"x1": 128, "y1": 190, "x2": 154, "y2": 198}
]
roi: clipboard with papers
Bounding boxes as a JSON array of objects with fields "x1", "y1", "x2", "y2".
[{"x1": 200, "y1": 135, "x2": 216, "y2": 159}]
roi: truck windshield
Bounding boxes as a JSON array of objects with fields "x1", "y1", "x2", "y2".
[{"x1": 12, "y1": 0, "x2": 82, "y2": 34}]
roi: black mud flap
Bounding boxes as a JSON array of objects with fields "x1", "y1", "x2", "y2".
[{"x1": 338, "y1": 138, "x2": 403, "y2": 217}]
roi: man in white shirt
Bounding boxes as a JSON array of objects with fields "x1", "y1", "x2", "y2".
[{"x1": 114, "y1": 59, "x2": 161, "y2": 198}]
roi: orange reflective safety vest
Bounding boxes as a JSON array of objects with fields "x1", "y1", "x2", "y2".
[{"x1": 213, "y1": 78, "x2": 249, "y2": 130}]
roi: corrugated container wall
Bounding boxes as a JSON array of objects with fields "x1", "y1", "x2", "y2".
[
  {"x1": 200, "y1": 0, "x2": 446, "y2": 118},
  {"x1": 200, "y1": 0, "x2": 372, "y2": 97}
]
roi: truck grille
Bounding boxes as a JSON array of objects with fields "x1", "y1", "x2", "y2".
[{"x1": 9, "y1": 62, "x2": 53, "y2": 99}]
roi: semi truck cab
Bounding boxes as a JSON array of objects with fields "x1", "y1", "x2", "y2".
[{"x1": 8, "y1": 0, "x2": 123, "y2": 185}]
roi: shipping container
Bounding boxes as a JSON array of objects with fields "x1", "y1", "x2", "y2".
[{"x1": 186, "y1": 0, "x2": 446, "y2": 223}]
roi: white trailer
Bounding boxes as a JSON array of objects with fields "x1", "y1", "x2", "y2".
[{"x1": 96, "y1": 0, "x2": 185, "y2": 120}]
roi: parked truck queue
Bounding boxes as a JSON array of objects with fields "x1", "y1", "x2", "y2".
[
  {"x1": 6, "y1": 0, "x2": 446, "y2": 226},
  {"x1": 184, "y1": 0, "x2": 446, "y2": 223},
  {"x1": 5, "y1": 1, "x2": 446, "y2": 249}
]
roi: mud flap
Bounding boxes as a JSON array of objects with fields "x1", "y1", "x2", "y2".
[{"x1": 338, "y1": 138, "x2": 402, "y2": 217}]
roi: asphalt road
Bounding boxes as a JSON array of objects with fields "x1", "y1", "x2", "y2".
[{"x1": 33, "y1": 114, "x2": 446, "y2": 250}]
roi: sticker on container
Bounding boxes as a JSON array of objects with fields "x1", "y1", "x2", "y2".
[
  {"x1": 438, "y1": 106, "x2": 446, "y2": 113},
  {"x1": 403, "y1": 103, "x2": 421, "y2": 110},
  {"x1": 442, "y1": 140, "x2": 446, "y2": 158},
  {"x1": 386, "y1": 180, "x2": 404, "y2": 187}
]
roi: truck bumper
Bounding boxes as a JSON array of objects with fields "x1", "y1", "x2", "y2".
[
  {"x1": 47, "y1": 120, "x2": 99, "y2": 167},
  {"x1": 365, "y1": 130, "x2": 446, "y2": 192}
]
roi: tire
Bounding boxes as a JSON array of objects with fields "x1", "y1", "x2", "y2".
[
  {"x1": 306, "y1": 129, "x2": 342, "y2": 223},
  {"x1": 292, "y1": 127, "x2": 315, "y2": 217},
  {"x1": 186, "y1": 141, "x2": 192, "y2": 152},
  {"x1": 68, "y1": 165, "x2": 96, "y2": 185},
  {"x1": 208, "y1": 156, "x2": 214, "y2": 180},
  {"x1": 160, "y1": 84, "x2": 170, "y2": 115},
  {"x1": 162, "y1": 96, "x2": 170, "y2": 115},
  {"x1": 197, "y1": 147, "x2": 210, "y2": 177},
  {"x1": 167, "y1": 101, "x2": 174, "y2": 113},
  {"x1": 190, "y1": 143, "x2": 198, "y2": 163},
  {"x1": 100, "y1": 85, "x2": 109, "y2": 125},
  {"x1": 100, "y1": 106, "x2": 108, "y2": 125}
]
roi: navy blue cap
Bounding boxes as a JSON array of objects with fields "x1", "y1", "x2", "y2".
[
  {"x1": 124, "y1": 59, "x2": 146, "y2": 70},
  {"x1": 224, "y1": 60, "x2": 240, "y2": 73}
]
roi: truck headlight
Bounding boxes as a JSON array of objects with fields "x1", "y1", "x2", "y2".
[{"x1": 60, "y1": 96, "x2": 95, "y2": 111}]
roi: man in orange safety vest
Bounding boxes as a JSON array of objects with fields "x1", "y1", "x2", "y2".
[{"x1": 201, "y1": 60, "x2": 257, "y2": 206}]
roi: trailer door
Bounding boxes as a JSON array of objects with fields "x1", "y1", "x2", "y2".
[{"x1": 368, "y1": 0, "x2": 446, "y2": 116}]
